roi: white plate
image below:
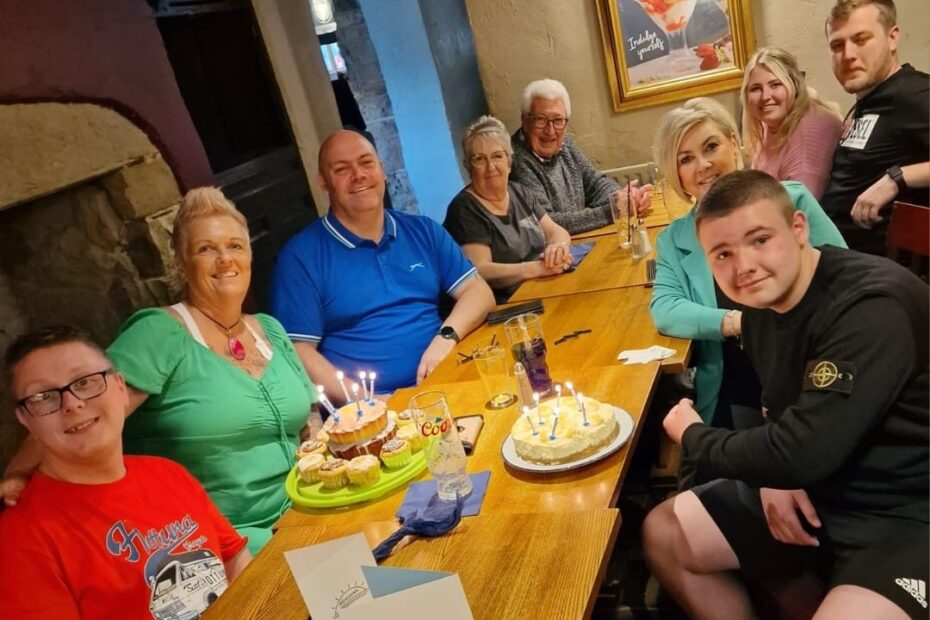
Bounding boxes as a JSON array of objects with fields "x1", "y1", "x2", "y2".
[{"x1": 501, "y1": 406, "x2": 636, "y2": 473}]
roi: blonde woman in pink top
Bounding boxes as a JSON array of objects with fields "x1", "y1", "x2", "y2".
[{"x1": 741, "y1": 47, "x2": 843, "y2": 199}]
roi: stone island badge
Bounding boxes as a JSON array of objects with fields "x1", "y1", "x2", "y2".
[{"x1": 804, "y1": 360, "x2": 856, "y2": 394}]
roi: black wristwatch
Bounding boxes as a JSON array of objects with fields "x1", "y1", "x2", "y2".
[
  {"x1": 438, "y1": 325, "x2": 460, "y2": 343},
  {"x1": 886, "y1": 165, "x2": 907, "y2": 192}
]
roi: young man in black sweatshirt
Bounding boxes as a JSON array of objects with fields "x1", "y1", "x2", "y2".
[{"x1": 643, "y1": 170, "x2": 928, "y2": 619}]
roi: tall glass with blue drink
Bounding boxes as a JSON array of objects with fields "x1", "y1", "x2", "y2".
[{"x1": 503, "y1": 313, "x2": 553, "y2": 395}]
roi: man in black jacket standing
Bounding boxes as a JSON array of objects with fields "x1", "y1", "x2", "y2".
[
  {"x1": 643, "y1": 170, "x2": 928, "y2": 619},
  {"x1": 820, "y1": 0, "x2": 929, "y2": 255}
]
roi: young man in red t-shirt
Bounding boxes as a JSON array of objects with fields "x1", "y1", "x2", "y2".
[{"x1": 0, "y1": 326, "x2": 252, "y2": 619}]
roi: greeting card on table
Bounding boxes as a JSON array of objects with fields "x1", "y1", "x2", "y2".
[
  {"x1": 341, "y1": 565, "x2": 473, "y2": 620},
  {"x1": 285, "y1": 533, "x2": 473, "y2": 620},
  {"x1": 284, "y1": 534, "x2": 374, "y2": 618}
]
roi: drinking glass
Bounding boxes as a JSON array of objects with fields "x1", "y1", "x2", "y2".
[
  {"x1": 473, "y1": 345, "x2": 517, "y2": 410},
  {"x1": 503, "y1": 313, "x2": 553, "y2": 395},
  {"x1": 610, "y1": 189, "x2": 633, "y2": 249},
  {"x1": 409, "y1": 391, "x2": 473, "y2": 501}
]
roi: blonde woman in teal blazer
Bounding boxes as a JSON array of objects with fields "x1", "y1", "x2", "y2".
[{"x1": 648, "y1": 98, "x2": 846, "y2": 424}]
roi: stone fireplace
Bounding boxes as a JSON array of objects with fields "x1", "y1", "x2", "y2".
[{"x1": 0, "y1": 102, "x2": 186, "y2": 467}]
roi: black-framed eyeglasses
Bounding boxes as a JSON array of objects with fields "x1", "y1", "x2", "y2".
[
  {"x1": 17, "y1": 369, "x2": 113, "y2": 417},
  {"x1": 528, "y1": 115, "x2": 568, "y2": 130}
]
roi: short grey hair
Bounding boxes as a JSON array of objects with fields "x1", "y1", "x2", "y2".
[
  {"x1": 461, "y1": 115, "x2": 513, "y2": 166},
  {"x1": 521, "y1": 79, "x2": 572, "y2": 117},
  {"x1": 652, "y1": 97, "x2": 741, "y2": 202}
]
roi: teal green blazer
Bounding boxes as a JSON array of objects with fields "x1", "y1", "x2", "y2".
[{"x1": 649, "y1": 181, "x2": 847, "y2": 423}]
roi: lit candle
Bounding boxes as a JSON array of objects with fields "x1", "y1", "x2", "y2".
[
  {"x1": 352, "y1": 383, "x2": 362, "y2": 417},
  {"x1": 317, "y1": 388, "x2": 336, "y2": 416},
  {"x1": 318, "y1": 390, "x2": 339, "y2": 423},
  {"x1": 555, "y1": 384, "x2": 562, "y2": 413},
  {"x1": 368, "y1": 372, "x2": 377, "y2": 404},
  {"x1": 565, "y1": 381, "x2": 578, "y2": 403},
  {"x1": 533, "y1": 392, "x2": 544, "y2": 425},
  {"x1": 336, "y1": 370, "x2": 351, "y2": 404},
  {"x1": 522, "y1": 406, "x2": 538, "y2": 436},
  {"x1": 578, "y1": 392, "x2": 589, "y2": 426},
  {"x1": 549, "y1": 413, "x2": 559, "y2": 441},
  {"x1": 359, "y1": 371, "x2": 369, "y2": 401}
]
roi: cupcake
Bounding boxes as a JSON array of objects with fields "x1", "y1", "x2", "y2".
[
  {"x1": 347, "y1": 455, "x2": 381, "y2": 487},
  {"x1": 379, "y1": 438, "x2": 412, "y2": 469},
  {"x1": 297, "y1": 454, "x2": 326, "y2": 484},
  {"x1": 295, "y1": 439, "x2": 327, "y2": 460},
  {"x1": 396, "y1": 425, "x2": 423, "y2": 453},
  {"x1": 318, "y1": 458, "x2": 348, "y2": 489},
  {"x1": 395, "y1": 409, "x2": 417, "y2": 429}
]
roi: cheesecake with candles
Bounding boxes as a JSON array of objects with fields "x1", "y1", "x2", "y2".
[
  {"x1": 323, "y1": 398, "x2": 398, "y2": 460},
  {"x1": 510, "y1": 394, "x2": 618, "y2": 464}
]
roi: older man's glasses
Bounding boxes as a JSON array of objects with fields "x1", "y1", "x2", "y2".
[
  {"x1": 528, "y1": 115, "x2": 568, "y2": 130},
  {"x1": 469, "y1": 151, "x2": 509, "y2": 169},
  {"x1": 17, "y1": 370, "x2": 113, "y2": 417}
]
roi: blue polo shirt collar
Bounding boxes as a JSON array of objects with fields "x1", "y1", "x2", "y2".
[{"x1": 322, "y1": 211, "x2": 398, "y2": 249}]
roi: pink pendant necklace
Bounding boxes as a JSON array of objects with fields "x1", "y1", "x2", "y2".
[{"x1": 199, "y1": 310, "x2": 246, "y2": 361}]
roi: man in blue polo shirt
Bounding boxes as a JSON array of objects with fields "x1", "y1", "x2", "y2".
[{"x1": 270, "y1": 130, "x2": 495, "y2": 401}]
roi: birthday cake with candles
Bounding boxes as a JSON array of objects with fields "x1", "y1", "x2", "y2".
[
  {"x1": 510, "y1": 392, "x2": 618, "y2": 465},
  {"x1": 323, "y1": 399, "x2": 397, "y2": 460},
  {"x1": 315, "y1": 370, "x2": 399, "y2": 460}
]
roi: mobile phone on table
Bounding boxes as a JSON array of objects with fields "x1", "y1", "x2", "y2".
[
  {"x1": 486, "y1": 299, "x2": 544, "y2": 325},
  {"x1": 455, "y1": 415, "x2": 484, "y2": 454}
]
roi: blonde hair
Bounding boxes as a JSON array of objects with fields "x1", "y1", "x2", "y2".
[
  {"x1": 740, "y1": 47, "x2": 842, "y2": 155},
  {"x1": 171, "y1": 187, "x2": 249, "y2": 266},
  {"x1": 461, "y1": 115, "x2": 513, "y2": 167},
  {"x1": 653, "y1": 97, "x2": 741, "y2": 202}
]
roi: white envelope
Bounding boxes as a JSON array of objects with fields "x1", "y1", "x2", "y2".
[{"x1": 285, "y1": 533, "x2": 474, "y2": 620}]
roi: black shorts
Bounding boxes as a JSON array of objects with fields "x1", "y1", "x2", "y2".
[{"x1": 694, "y1": 479, "x2": 929, "y2": 619}]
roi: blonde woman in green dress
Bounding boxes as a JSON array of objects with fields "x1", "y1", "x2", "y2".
[
  {"x1": 110, "y1": 188, "x2": 316, "y2": 554},
  {"x1": 1, "y1": 187, "x2": 316, "y2": 555}
]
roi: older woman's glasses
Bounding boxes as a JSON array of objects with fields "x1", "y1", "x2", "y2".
[
  {"x1": 469, "y1": 151, "x2": 509, "y2": 169},
  {"x1": 17, "y1": 369, "x2": 113, "y2": 416},
  {"x1": 528, "y1": 115, "x2": 568, "y2": 130}
]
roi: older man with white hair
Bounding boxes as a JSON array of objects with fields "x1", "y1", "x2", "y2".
[{"x1": 510, "y1": 79, "x2": 646, "y2": 234}]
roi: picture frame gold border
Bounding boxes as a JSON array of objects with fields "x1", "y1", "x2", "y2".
[{"x1": 595, "y1": 0, "x2": 756, "y2": 112}]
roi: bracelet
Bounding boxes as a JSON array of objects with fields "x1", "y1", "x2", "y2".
[{"x1": 724, "y1": 310, "x2": 737, "y2": 338}]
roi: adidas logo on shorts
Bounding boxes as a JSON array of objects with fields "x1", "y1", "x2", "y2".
[{"x1": 895, "y1": 577, "x2": 928, "y2": 608}]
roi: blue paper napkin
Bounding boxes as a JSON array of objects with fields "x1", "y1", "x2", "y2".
[
  {"x1": 566, "y1": 242, "x2": 594, "y2": 272},
  {"x1": 396, "y1": 470, "x2": 491, "y2": 519}
]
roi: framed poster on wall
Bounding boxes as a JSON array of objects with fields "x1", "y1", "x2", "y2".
[{"x1": 595, "y1": 0, "x2": 755, "y2": 111}]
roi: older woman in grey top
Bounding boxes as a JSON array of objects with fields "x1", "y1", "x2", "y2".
[{"x1": 443, "y1": 115, "x2": 573, "y2": 303}]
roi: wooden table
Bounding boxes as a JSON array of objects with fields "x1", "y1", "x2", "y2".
[
  {"x1": 509, "y1": 227, "x2": 661, "y2": 302},
  {"x1": 204, "y1": 509, "x2": 621, "y2": 620},
  {"x1": 425, "y1": 286, "x2": 690, "y2": 386},
  {"x1": 276, "y1": 364, "x2": 659, "y2": 529}
]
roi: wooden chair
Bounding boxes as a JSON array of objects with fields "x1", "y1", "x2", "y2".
[{"x1": 886, "y1": 201, "x2": 930, "y2": 279}]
